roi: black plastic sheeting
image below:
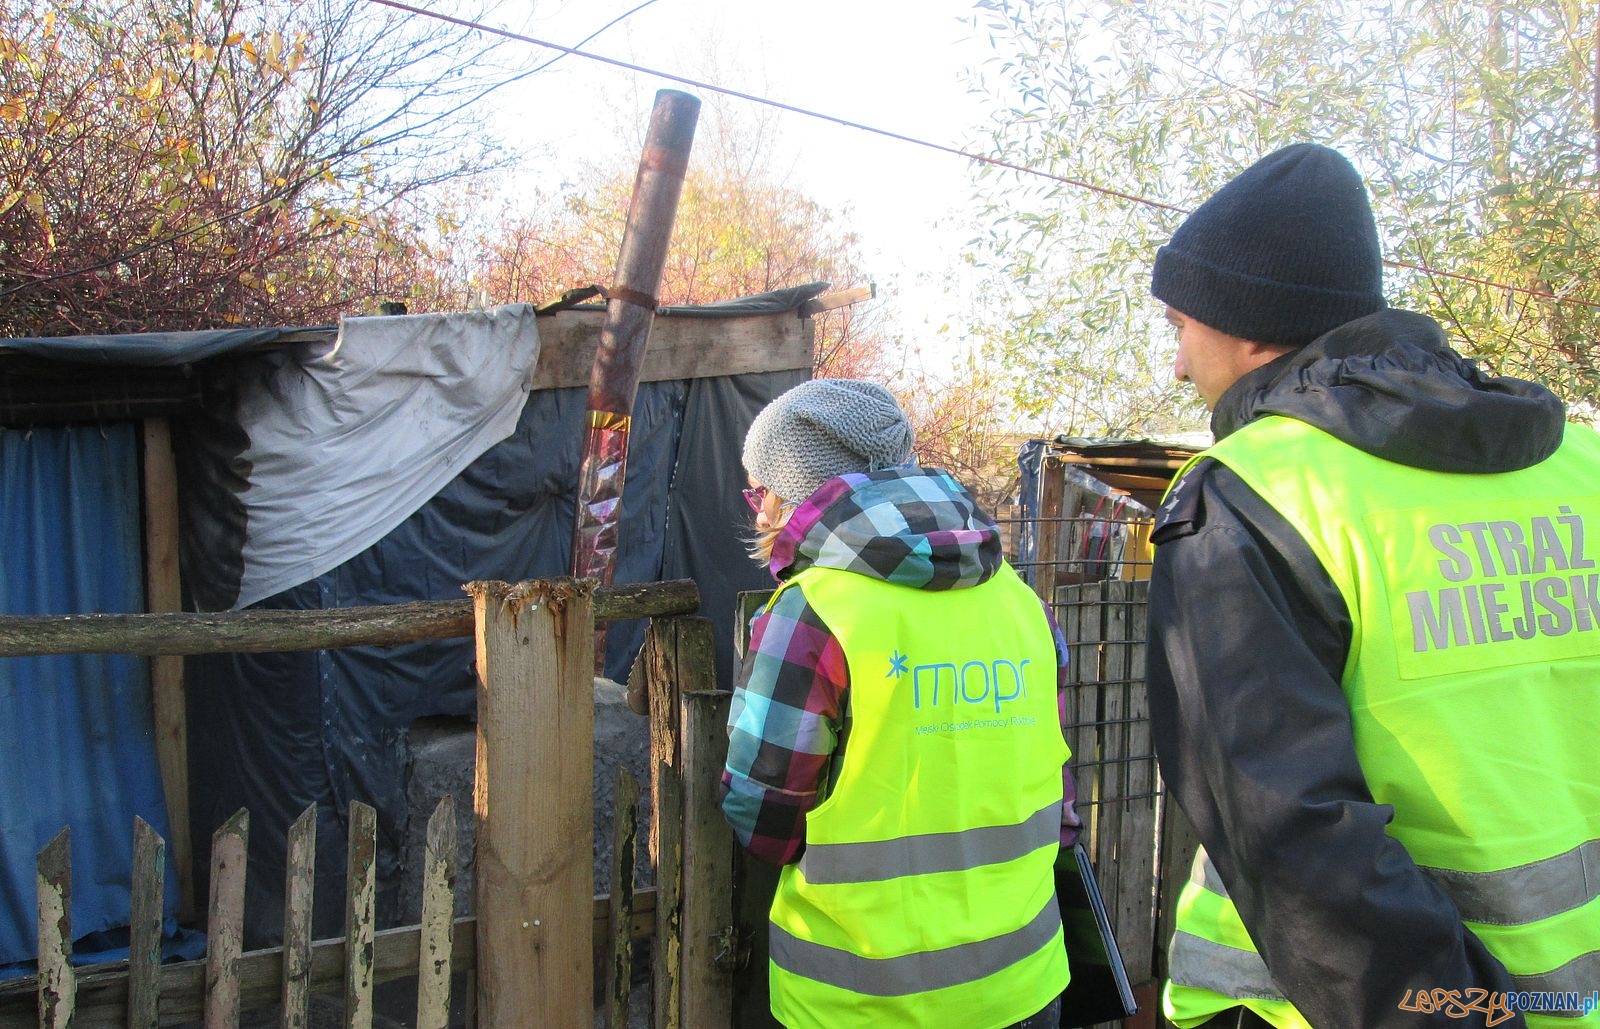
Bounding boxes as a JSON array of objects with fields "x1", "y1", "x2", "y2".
[
  {"x1": 0, "y1": 326, "x2": 320, "y2": 366},
  {"x1": 179, "y1": 370, "x2": 805, "y2": 946}
]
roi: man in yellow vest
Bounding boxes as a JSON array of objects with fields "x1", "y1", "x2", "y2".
[{"x1": 1146, "y1": 143, "x2": 1600, "y2": 1029}]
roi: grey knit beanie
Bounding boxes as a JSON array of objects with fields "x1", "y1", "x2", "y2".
[
  {"x1": 1151, "y1": 142, "x2": 1386, "y2": 347},
  {"x1": 742, "y1": 379, "x2": 914, "y2": 503}
]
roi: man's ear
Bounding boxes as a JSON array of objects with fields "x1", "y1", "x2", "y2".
[{"x1": 1241, "y1": 339, "x2": 1297, "y2": 362}]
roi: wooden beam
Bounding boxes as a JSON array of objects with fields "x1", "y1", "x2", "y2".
[
  {"x1": 1054, "y1": 454, "x2": 1190, "y2": 471},
  {"x1": 471, "y1": 579, "x2": 594, "y2": 1028},
  {"x1": 0, "y1": 579, "x2": 700, "y2": 658},
  {"x1": 534, "y1": 309, "x2": 809, "y2": 390},
  {"x1": 798, "y1": 285, "x2": 873, "y2": 316},
  {"x1": 140, "y1": 416, "x2": 193, "y2": 920}
]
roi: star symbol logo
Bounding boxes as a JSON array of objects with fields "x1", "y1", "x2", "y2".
[{"x1": 886, "y1": 650, "x2": 909, "y2": 679}]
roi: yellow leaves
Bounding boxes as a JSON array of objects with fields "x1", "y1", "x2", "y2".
[
  {"x1": 223, "y1": 32, "x2": 244, "y2": 46},
  {"x1": 140, "y1": 73, "x2": 164, "y2": 101},
  {"x1": 0, "y1": 100, "x2": 23, "y2": 121},
  {"x1": 239, "y1": 39, "x2": 258, "y2": 65},
  {"x1": 21, "y1": 191, "x2": 54, "y2": 249},
  {"x1": 42, "y1": 10, "x2": 54, "y2": 34}
]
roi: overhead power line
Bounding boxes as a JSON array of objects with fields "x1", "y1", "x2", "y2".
[
  {"x1": 367, "y1": 0, "x2": 1600, "y2": 313},
  {"x1": 364, "y1": 0, "x2": 1188, "y2": 216}
]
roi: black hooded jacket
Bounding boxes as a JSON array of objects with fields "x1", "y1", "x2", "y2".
[{"x1": 1148, "y1": 309, "x2": 1569, "y2": 1028}]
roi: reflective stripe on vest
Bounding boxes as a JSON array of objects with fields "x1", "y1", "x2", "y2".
[
  {"x1": 1166, "y1": 849, "x2": 1291, "y2": 1003},
  {"x1": 770, "y1": 895, "x2": 1062, "y2": 997},
  {"x1": 798, "y1": 799, "x2": 1061, "y2": 885},
  {"x1": 1418, "y1": 837, "x2": 1600, "y2": 927},
  {"x1": 1168, "y1": 931, "x2": 1282, "y2": 1001},
  {"x1": 1162, "y1": 417, "x2": 1600, "y2": 1029},
  {"x1": 1511, "y1": 949, "x2": 1600, "y2": 1001},
  {"x1": 765, "y1": 563, "x2": 1070, "y2": 1029}
]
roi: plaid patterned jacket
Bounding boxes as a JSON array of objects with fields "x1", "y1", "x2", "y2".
[{"x1": 720, "y1": 466, "x2": 1081, "y2": 865}]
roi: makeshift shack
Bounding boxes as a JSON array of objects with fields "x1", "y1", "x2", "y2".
[
  {"x1": 1013, "y1": 434, "x2": 1209, "y2": 597},
  {"x1": 0, "y1": 283, "x2": 841, "y2": 963}
]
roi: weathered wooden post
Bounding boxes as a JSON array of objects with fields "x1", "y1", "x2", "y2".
[
  {"x1": 605, "y1": 768, "x2": 640, "y2": 1029},
  {"x1": 642, "y1": 615, "x2": 735, "y2": 1029},
  {"x1": 470, "y1": 578, "x2": 595, "y2": 1026},
  {"x1": 680, "y1": 686, "x2": 735, "y2": 1028}
]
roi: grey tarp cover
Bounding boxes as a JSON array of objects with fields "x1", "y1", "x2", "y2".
[{"x1": 169, "y1": 295, "x2": 815, "y2": 945}]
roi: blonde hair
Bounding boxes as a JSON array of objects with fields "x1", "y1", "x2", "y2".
[{"x1": 745, "y1": 495, "x2": 795, "y2": 567}]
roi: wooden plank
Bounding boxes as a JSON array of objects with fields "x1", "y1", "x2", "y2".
[
  {"x1": 128, "y1": 818, "x2": 163, "y2": 1029},
  {"x1": 36, "y1": 828, "x2": 74, "y2": 1029},
  {"x1": 1109, "y1": 581, "x2": 1159, "y2": 984},
  {"x1": 470, "y1": 579, "x2": 595, "y2": 1029},
  {"x1": 416, "y1": 797, "x2": 457, "y2": 1029},
  {"x1": 645, "y1": 620, "x2": 686, "y2": 1029},
  {"x1": 1033, "y1": 458, "x2": 1066, "y2": 605},
  {"x1": 0, "y1": 893, "x2": 666, "y2": 1028},
  {"x1": 343, "y1": 802, "x2": 377, "y2": 1029},
  {"x1": 798, "y1": 286, "x2": 872, "y2": 316},
  {"x1": 281, "y1": 805, "x2": 316, "y2": 1029},
  {"x1": 604, "y1": 769, "x2": 638, "y2": 1029},
  {"x1": 141, "y1": 417, "x2": 193, "y2": 921},
  {"x1": 533, "y1": 310, "x2": 809, "y2": 391},
  {"x1": 652, "y1": 754, "x2": 683, "y2": 1029},
  {"x1": 1055, "y1": 454, "x2": 1189, "y2": 471},
  {"x1": 680, "y1": 654, "x2": 734, "y2": 1029},
  {"x1": 204, "y1": 809, "x2": 249, "y2": 1028},
  {"x1": 0, "y1": 579, "x2": 699, "y2": 658}
]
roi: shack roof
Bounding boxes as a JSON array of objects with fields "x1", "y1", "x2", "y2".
[{"x1": 0, "y1": 282, "x2": 839, "y2": 426}]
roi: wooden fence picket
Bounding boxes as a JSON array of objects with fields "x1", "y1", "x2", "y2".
[
  {"x1": 204, "y1": 810, "x2": 248, "y2": 1028},
  {"x1": 415, "y1": 797, "x2": 456, "y2": 1029},
  {"x1": 281, "y1": 805, "x2": 316, "y2": 1029},
  {"x1": 128, "y1": 818, "x2": 163, "y2": 1029},
  {"x1": 343, "y1": 802, "x2": 377, "y2": 1029},
  {"x1": 36, "y1": 829, "x2": 73, "y2": 1029}
]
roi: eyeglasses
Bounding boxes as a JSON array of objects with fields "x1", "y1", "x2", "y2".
[{"x1": 742, "y1": 485, "x2": 770, "y2": 513}]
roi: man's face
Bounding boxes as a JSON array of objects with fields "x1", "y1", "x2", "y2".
[{"x1": 1165, "y1": 306, "x2": 1256, "y2": 411}]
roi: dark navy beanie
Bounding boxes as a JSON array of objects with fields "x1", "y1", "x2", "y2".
[{"x1": 1151, "y1": 143, "x2": 1386, "y2": 347}]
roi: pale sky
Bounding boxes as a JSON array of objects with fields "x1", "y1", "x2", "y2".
[{"x1": 479, "y1": 0, "x2": 1005, "y2": 374}]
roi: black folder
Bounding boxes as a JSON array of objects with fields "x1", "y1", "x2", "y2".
[{"x1": 1056, "y1": 841, "x2": 1139, "y2": 1027}]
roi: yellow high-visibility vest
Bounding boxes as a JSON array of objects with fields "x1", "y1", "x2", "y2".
[
  {"x1": 1163, "y1": 417, "x2": 1600, "y2": 1029},
  {"x1": 765, "y1": 563, "x2": 1071, "y2": 1029}
]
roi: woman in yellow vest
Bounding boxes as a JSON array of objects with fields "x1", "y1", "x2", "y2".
[{"x1": 720, "y1": 378, "x2": 1076, "y2": 1029}]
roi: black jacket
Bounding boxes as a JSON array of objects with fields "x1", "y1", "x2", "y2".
[{"x1": 1148, "y1": 309, "x2": 1568, "y2": 1028}]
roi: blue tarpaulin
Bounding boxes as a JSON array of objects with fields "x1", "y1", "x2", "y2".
[{"x1": 0, "y1": 423, "x2": 203, "y2": 975}]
